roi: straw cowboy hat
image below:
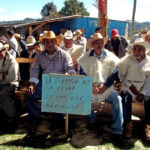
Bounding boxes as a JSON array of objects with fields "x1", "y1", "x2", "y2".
[
  {"x1": 0, "y1": 40, "x2": 9, "y2": 51},
  {"x1": 63, "y1": 30, "x2": 73, "y2": 40},
  {"x1": 87, "y1": 33, "x2": 104, "y2": 49},
  {"x1": 40, "y1": 31, "x2": 62, "y2": 45},
  {"x1": 14, "y1": 33, "x2": 23, "y2": 39},
  {"x1": 26, "y1": 36, "x2": 36, "y2": 46},
  {"x1": 73, "y1": 29, "x2": 83, "y2": 40},
  {"x1": 131, "y1": 37, "x2": 150, "y2": 49}
]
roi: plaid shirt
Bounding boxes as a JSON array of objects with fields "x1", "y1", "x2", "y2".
[{"x1": 30, "y1": 47, "x2": 75, "y2": 84}]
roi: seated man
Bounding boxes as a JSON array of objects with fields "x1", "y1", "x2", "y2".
[
  {"x1": 24, "y1": 31, "x2": 75, "y2": 134},
  {"x1": 118, "y1": 38, "x2": 150, "y2": 140},
  {"x1": 79, "y1": 33, "x2": 125, "y2": 146},
  {"x1": 0, "y1": 40, "x2": 18, "y2": 132}
]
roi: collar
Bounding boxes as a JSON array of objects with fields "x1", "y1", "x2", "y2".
[{"x1": 89, "y1": 49, "x2": 107, "y2": 59}]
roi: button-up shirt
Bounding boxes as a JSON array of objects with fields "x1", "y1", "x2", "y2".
[{"x1": 30, "y1": 47, "x2": 75, "y2": 84}]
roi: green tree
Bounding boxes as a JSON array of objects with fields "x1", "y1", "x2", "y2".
[
  {"x1": 59, "y1": 0, "x2": 89, "y2": 16},
  {"x1": 41, "y1": 2, "x2": 58, "y2": 19}
]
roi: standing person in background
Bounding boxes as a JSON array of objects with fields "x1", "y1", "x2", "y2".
[
  {"x1": 73, "y1": 29, "x2": 87, "y2": 53},
  {"x1": 6, "y1": 29, "x2": 18, "y2": 58},
  {"x1": 61, "y1": 30, "x2": 84, "y2": 72},
  {"x1": 105, "y1": 29, "x2": 129, "y2": 58}
]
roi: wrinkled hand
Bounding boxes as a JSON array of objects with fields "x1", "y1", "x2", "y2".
[
  {"x1": 98, "y1": 84, "x2": 107, "y2": 94},
  {"x1": 136, "y1": 94, "x2": 144, "y2": 102},
  {"x1": 129, "y1": 85, "x2": 139, "y2": 95},
  {"x1": 92, "y1": 85, "x2": 99, "y2": 94},
  {"x1": 2, "y1": 71, "x2": 8, "y2": 79},
  {"x1": 26, "y1": 82, "x2": 35, "y2": 95}
]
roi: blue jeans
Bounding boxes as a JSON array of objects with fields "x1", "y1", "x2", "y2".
[
  {"x1": 24, "y1": 82, "x2": 64, "y2": 119},
  {"x1": 24, "y1": 82, "x2": 42, "y2": 118},
  {"x1": 87, "y1": 90, "x2": 124, "y2": 134},
  {"x1": 121, "y1": 91, "x2": 132, "y2": 122}
]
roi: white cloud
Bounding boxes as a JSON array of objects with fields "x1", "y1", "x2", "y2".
[
  {"x1": 0, "y1": 8, "x2": 6, "y2": 13},
  {"x1": 0, "y1": 11, "x2": 41, "y2": 21},
  {"x1": 89, "y1": 0, "x2": 150, "y2": 22}
]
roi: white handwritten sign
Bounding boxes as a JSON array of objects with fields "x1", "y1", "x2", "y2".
[{"x1": 41, "y1": 74, "x2": 92, "y2": 115}]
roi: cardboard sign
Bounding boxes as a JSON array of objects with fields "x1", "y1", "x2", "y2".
[{"x1": 41, "y1": 74, "x2": 92, "y2": 115}]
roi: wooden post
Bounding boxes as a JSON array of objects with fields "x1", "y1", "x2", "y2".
[
  {"x1": 65, "y1": 114, "x2": 69, "y2": 134},
  {"x1": 98, "y1": 0, "x2": 108, "y2": 42},
  {"x1": 130, "y1": 0, "x2": 137, "y2": 39},
  {"x1": 29, "y1": 26, "x2": 32, "y2": 36}
]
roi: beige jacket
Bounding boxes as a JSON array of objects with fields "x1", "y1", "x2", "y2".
[{"x1": 0, "y1": 51, "x2": 18, "y2": 86}]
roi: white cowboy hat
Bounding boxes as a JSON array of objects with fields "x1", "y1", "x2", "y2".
[
  {"x1": 87, "y1": 33, "x2": 103, "y2": 49},
  {"x1": 0, "y1": 40, "x2": 9, "y2": 51},
  {"x1": 63, "y1": 30, "x2": 73, "y2": 40},
  {"x1": 40, "y1": 31, "x2": 62, "y2": 45},
  {"x1": 131, "y1": 37, "x2": 150, "y2": 49},
  {"x1": 14, "y1": 33, "x2": 23, "y2": 39},
  {"x1": 26, "y1": 36, "x2": 36, "y2": 46}
]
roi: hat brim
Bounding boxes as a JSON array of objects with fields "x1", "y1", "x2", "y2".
[
  {"x1": 26, "y1": 43, "x2": 35, "y2": 46},
  {"x1": 40, "y1": 37, "x2": 62, "y2": 45},
  {"x1": 0, "y1": 44, "x2": 9, "y2": 51},
  {"x1": 87, "y1": 37, "x2": 103, "y2": 49},
  {"x1": 131, "y1": 41, "x2": 150, "y2": 49}
]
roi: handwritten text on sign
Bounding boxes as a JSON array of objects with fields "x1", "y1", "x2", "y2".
[{"x1": 42, "y1": 74, "x2": 92, "y2": 115}]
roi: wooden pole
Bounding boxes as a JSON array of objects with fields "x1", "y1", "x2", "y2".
[
  {"x1": 130, "y1": 0, "x2": 137, "y2": 39},
  {"x1": 29, "y1": 26, "x2": 32, "y2": 36},
  {"x1": 98, "y1": 0, "x2": 108, "y2": 42},
  {"x1": 65, "y1": 114, "x2": 69, "y2": 134}
]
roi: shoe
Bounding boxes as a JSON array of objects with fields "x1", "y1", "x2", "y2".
[
  {"x1": 145, "y1": 125, "x2": 150, "y2": 141},
  {"x1": 124, "y1": 121, "x2": 132, "y2": 138},
  {"x1": 112, "y1": 134, "x2": 133, "y2": 148}
]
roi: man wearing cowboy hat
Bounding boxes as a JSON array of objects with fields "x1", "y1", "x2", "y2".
[
  {"x1": 61, "y1": 30, "x2": 84, "y2": 71},
  {"x1": 24, "y1": 31, "x2": 75, "y2": 135},
  {"x1": 19, "y1": 36, "x2": 37, "y2": 80},
  {"x1": 79, "y1": 33, "x2": 126, "y2": 146},
  {"x1": 105, "y1": 29, "x2": 129, "y2": 58},
  {"x1": 0, "y1": 40, "x2": 18, "y2": 133},
  {"x1": 118, "y1": 38, "x2": 150, "y2": 140},
  {"x1": 73, "y1": 29, "x2": 87, "y2": 53}
]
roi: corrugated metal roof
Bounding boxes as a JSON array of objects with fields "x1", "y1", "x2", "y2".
[{"x1": 13, "y1": 15, "x2": 81, "y2": 28}]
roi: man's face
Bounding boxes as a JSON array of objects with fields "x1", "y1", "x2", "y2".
[
  {"x1": 64, "y1": 38, "x2": 73, "y2": 48},
  {"x1": 145, "y1": 35, "x2": 150, "y2": 43},
  {"x1": 27, "y1": 45, "x2": 35, "y2": 52},
  {"x1": 0, "y1": 49, "x2": 6, "y2": 59},
  {"x1": 44, "y1": 39, "x2": 57, "y2": 52},
  {"x1": 132, "y1": 45, "x2": 145, "y2": 62},
  {"x1": 35, "y1": 44, "x2": 43, "y2": 53},
  {"x1": 92, "y1": 39, "x2": 104, "y2": 55}
]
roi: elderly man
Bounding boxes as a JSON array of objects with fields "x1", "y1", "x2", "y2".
[
  {"x1": 105, "y1": 29, "x2": 129, "y2": 58},
  {"x1": 24, "y1": 31, "x2": 75, "y2": 134},
  {"x1": 0, "y1": 40, "x2": 18, "y2": 132},
  {"x1": 61, "y1": 30, "x2": 84, "y2": 71},
  {"x1": 79, "y1": 33, "x2": 125, "y2": 146},
  {"x1": 118, "y1": 38, "x2": 150, "y2": 140}
]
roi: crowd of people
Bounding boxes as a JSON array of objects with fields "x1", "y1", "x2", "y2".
[{"x1": 0, "y1": 26, "x2": 150, "y2": 147}]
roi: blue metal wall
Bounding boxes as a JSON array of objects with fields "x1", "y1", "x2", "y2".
[{"x1": 49, "y1": 17, "x2": 127, "y2": 39}]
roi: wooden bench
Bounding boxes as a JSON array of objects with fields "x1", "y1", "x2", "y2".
[{"x1": 15, "y1": 58, "x2": 34, "y2": 114}]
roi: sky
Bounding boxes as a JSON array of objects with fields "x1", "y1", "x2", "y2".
[{"x1": 0, "y1": 0, "x2": 150, "y2": 22}]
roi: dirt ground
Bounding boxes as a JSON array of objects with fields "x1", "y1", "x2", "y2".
[{"x1": 0, "y1": 102, "x2": 150, "y2": 150}]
